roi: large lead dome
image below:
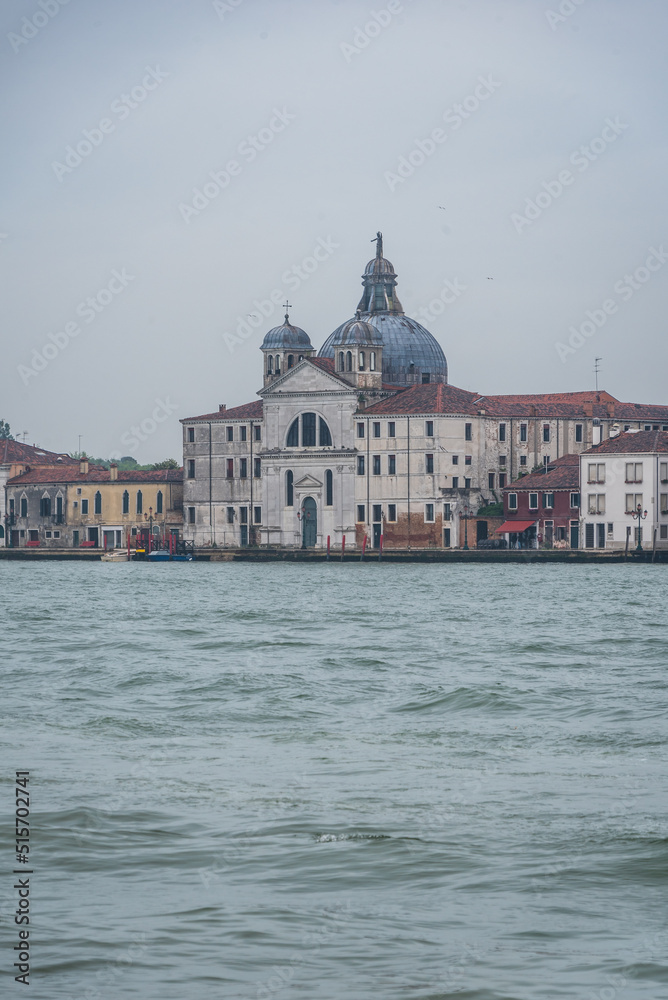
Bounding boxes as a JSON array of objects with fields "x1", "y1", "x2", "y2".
[{"x1": 318, "y1": 232, "x2": 448, "y2": 386}]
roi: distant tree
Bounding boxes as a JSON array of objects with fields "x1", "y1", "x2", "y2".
[
  {"x1": 150, "y1": 459, "x2": 179, "y2": 470},
  {"x1": 0, "y1": 420, "x2": 14, "y2": 440}
]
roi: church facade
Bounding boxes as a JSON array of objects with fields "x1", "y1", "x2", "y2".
[{"x1": 181, "y1": 235, "x2": 668, "y2": 549}]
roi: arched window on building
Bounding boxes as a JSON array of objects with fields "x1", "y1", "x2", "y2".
[
  {"x1": 94, "y1": 491, "x2": 102, "y2": 514},
  {"x1": 287, "y1": 354, "x2": 294, "y2": 369},
  {"x1": 370, "y1": 351, "x2": 376, "y2": 371},
  {"x1": 136, "y1": 490, "x2": 143, "y2": 514},
  {"x1": 346, "y1": 351, "x2": 353, "y2": 372},
  {"x1": 326, "y1": 469, "x2": 333, "y2": 506},
  {"x1": 267, "y1": 355, "x2": 273, "y2": 374},
  {"x1": 359, "y1": 351, "x2": 365, "y2": 371},
  {"x1": 156, "y1": 490, "x2": 163, "y2": 514},
  {"x1": 20, "y1": 496, "x2": 28, "y2": 518},
  {"x1": 275, "y1": 357, "x2": 281, "y2": 375},
  {"x1": 286, "y1": 471, "x2": 294, "y2": 507},
  {"x1": 122, "y1": 491, "x2": 129, "y2": 514},
  {"x1": 287, "y1": 413, "x2": 332, "y2": 447},
  {"x1": 287, "y1": 418, "x2": 299, "y2": 447},
  {"x1": 338, "y1": 351, "x2": 344, "y2": 371},
  {"x1": 319, "y1": 418, "x2": 332, "y2": 446}
]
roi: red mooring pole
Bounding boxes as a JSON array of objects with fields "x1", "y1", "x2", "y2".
[
  {"x1": 379, "y1": 533, "x2": 383, "y2": 559},
  {"x1": 341, "y1": 535, "x2": 345, "y2": 561},
  {"x1": 361, "y1": 534, "x2": 367, "y2": 560},
  {"x1": 327, "y1": 535, "x2": 330, "y2": 560}
]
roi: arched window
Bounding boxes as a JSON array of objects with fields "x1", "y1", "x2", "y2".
[
  {"x1": 346, "y1": 351, "x2": 353, "y2": 372},
  {"x1": 298, "y1": 354, "x2": 304, "y2": 362},
  {"x1": 94, "y1": 491, "x2": 102, "y2": 514},
  {"x1": 156, "y1": 490, "x2": 163, "y2": 514},
  {"x1": 267, "y1": 355, "x2": 273, "y2": 374},
  {"x1": 319, "y1": 417, "x2": 332, "y2": 446},
  {"x1": 275, "y1": 357, "x2": 281, "y2": 375},
  {"x1": 302, "y1": 412, "x2": 316, "y2": 447},
  {"x1": 122, "y1": 490, "x2": 129, "y2": 514},
  {"x1": 326, "y1": 469, "x2": 333, "y2": 506},
  {"x1": 359, "y1": 351, "x2": 365, "y2": 371},
  {"x1": 287, "y1": 418, "x2": 299, "y2": 447},
  {"x1": 136, "y1": 490, "x2": 143, "y2": 514},
  {"x1": 370, "y1": 351, "x2": 376, "y2": 371},
  {"x1": 20, "y1": 496, "x2": 27, "y2": 518},
  {"x1": 338, "y1": 351, "x2": 344, "y2": 372},
  {"x1": 287, "y1": 354, "x2": 294, "y2": 369},
  {"x1": 286, "y1": 471, "x2": 294, "y2": 507}
]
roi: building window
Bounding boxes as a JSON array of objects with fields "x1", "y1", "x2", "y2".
[
  {"x1": 520, "y1": 456, "x2": 527, "y2": 467},
  {"x1": 302, "y1": 412, "x2": 316, "y2": 447},
  {"x1": 372, "y1": 504, "x2": 382, "y2": 523},
  {"x1": 156, "y1": 491, "x2": 163, "y2": 514},
  {"x1": 465, "y1": 422, "x2": 472, "y2": 441},
  {"x1": 452, "y1": 455, "x2": 459, "y2": 465},
  {"x1": 543, "y1": 424, "x2": 551, "y2": 442},
  {"x1": 54, "y1": 530, "x2": 60, "y2": 538},
  {"x1": 187, "y1": 427, "x2": 195, "y2": 442},
  {"x1": 337, "y1": 351, "x2": 344, "y2": 372},
  {"x1": 187, "y1": 506, "x2": 195, "y2": 524},
  {"x1": 661, "y1": 524, "x2": 668, "y2": 539},
  {"x1": 357, "y1": 504, "x2": 365, "y2": 522},
  {"x1": 465, "y1": 455, "x2": 472, "y2": 466},
  {"x1": 452, "y1": 476, "x2": 459, "y2": 488},
  {"x1": 520, "y1": 423, "x2": 528, "y2": 442},
  {"x1": 587, "y1": 463, "x2": 605, "y2": 484},
  {"x1": 607, "y1": 522, "x2": 614, "y2": 535},
  {"x1": 542, "y1": 492, "x2": 554, "y2": 508},
  {"x1": 39, "y1": 496, "x2": 51, "y2": 517},
  {"x1": 661, "y1": 494, "x2": 668, "y2": 513},
  {"x1": 644, "y1": 425, "x2": 651, "y2": 431},
  {"x1": 426, "y1": 420, "x2": 434, "y2": 437},
  {"x1": 370, "y1": 351, "x2": 377, "y2": 371},
  {"x1": 46, "y1": 530, "x2": 52, "y2": 538},
  {"x1": 508, "y1": 493, "x2": 518, "y2": 510},
  {"x1": 575, "y1": 424, "x2": 583, "y2": 443},
  {"x1": 373, "y1": 422, "x2": 381, "y2": 438},
  {"x1": 287, "y1": 417, "x2": 299, "y2": 446},
  {"x1": 425, "y1": 454, "x2": 434, "y2": 474},
  {"x1": 81, "y1": 499, "x2": 89, "y2": 515},
  {"x1": 326, "y1": 469, "x2": 333, "y2": 506},
  {"x1": 388, "y1": 455, "x2": 396, "y2": 475},
  {"x1": 254, "y1": 458, "x2": 261, "y2": 478},
  {"x1": 499, "y1": 473, "x2": 506, "y2": 488},
  {"x1": 267, "y1": 355, "x2": 273, "y2": 375},
  {"x1": 388, "y1": 422, "x2": 395, "y2": 437},
  {"x1": 226, "y1": 459, "x2": 234, "y2": 479},
  {"x1": 625, "y1": 493, "x2": 643, "y2": 513},
  {"x1": 529, "y1": 493, "x2": 538, "y2": 510},
  {"x1": 422, "y1": 373, "x2": 431, "y2": 384},
  {"x1": 239, "y1": 507, "x2": 248, "y2": 525},
  {"x1": 357, "y1": 456, "x2": 365, "y2": 475},
  {"x1": 319, "y1": 417, "x2": 332, "y2": 446},
  {"x1": 122, "y1": 490, "x2": 129, "y2": 514},
  {"x1": 136, "y1": 491, "x2": 143, "y2": 514},
  {"x1": 570, "y1": 492, "x2": 580, "y2": 508},
  {"x1": 425, "y1": 504, "x2": 434, "y2": 522},
  {"x1": 240, "y1": 426, "x2": 247, "y2": 442},
  {"x1": 287, "y1": 354, "x2": 294, "y2": 370},
  {"x1": 660, "y1": 462, "x2": 668, "y2": 482},
  {"x1": 187, "y1": 459, "x2": 195, "y2": 478},
  {"x1": 464, "y1": 477, "x2": 471, "y2": 489},
  {"x1": 286, "y1": 471, "x2": 293, "y2": 507},
  {"x1": 357, "y1": 422, "x2": 365, "y2": 438},
  {"x1": 20, "y1": 497, "x2": 27, "y2": 517},
  {"x1": 625, "y1": 462, "x2": 643, "y2": 483},
  {"x1": 93, "y1": 491, "x2": 101, "y2": 514},
  {"x1": 443, "y1": 503, "x2": 451, "y2": 521},
  {"x1": 358, "y1": 350, "x2": 365, "y2": 371},
  {"x1": 499, "y1": 455, "x2": 506, "y2": 466},
  {"x1": 488, "y1": 473, "x2": 495, "y2": 489},
  {"x1": 388, "y1": 504, "x2": 396, "y2": 521},
  {"x1": 373, "y1": 455, "x2": 381, "y2": 475},
  {"x1": 346, "y1": 351, "x2": 353, "y2": 372},
  {"x1": 254, "y1": 425, "x2": 261, "y2": 441},
  {"x1": 240, "y1": 458, "x2": 248, "y2": 479},
  {"x1": 226, "y1": 507, "x2": 234, "y2": 523},
  {"x1": 499, "y1": 423, "x2": 506, "y2": 442},
  {"x1": 253, "y1": 506, "x2": 262, "y2": 524},
  {"x1": 226, "y1": 426, "x2": 233, "y2": 442},
  {"x1": 588, "y1": 494, "x2": 606, "y2": 514}
]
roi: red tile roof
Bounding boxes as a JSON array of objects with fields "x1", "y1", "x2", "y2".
[
  {"x1": 8, "y1": 467, "x2": 183, "y2": 485},
  {"x1": 181, "y1": 401, "x2": 264, "y2": 422},
  {"x1": 362, "y1": 383, "x2": 479, "y2": 415},
  {"x1": 504, "y1": 453, "x2": 580, "y2": 491},
  {"x1": 0, "y1": 440, "x2": 77, "y2": 465},
  {"x1": 582, "y1": 430, "x2": 668, "y2": 455}
]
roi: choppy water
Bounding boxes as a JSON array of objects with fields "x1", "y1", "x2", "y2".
[{"x1": 1, "y1": 562, "x2": 667, "y2": 1000}]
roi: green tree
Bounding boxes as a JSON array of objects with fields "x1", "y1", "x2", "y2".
[
  {"x1": 150, "y1": 459, "x2": 179, "y2": 470},
  {"x1": 0, "y1": 419, "x2": 14, "y2": 440}
]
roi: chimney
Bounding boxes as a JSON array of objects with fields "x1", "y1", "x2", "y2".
[
  {"x1": 109, "y1": 463, "x2": 118, "y2": 481},
  {"x1": 606, "y1": 400, "x2": 616, "y2": 419},
  {"x1": 219, "y1": 404, "x2": 226, "y2": 412},
  {"x1": 583, "y1": 401, "x2": 593, "y2": 418},
  {"x1": 79, "y1": 456, "x2": 89, "y2": 475}
]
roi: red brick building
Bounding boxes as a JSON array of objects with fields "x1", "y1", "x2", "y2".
[{"x1": 500, "y1": 454, "x2": 581, "y2": 548}]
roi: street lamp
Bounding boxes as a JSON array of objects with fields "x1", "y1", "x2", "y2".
[{"x1": 629, "y1": 503, "x2": 648, "y2": 553}]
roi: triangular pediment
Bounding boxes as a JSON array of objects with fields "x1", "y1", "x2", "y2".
[
  {"x1": 294, "y1": 474, "x2": 323, "y2": 489},
  {"x1": 261, "y1": 359, "x2": 351, "y2": 396}
]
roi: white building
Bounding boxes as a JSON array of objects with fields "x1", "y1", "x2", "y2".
[
  {"x1": 580, "y1": 430, "x2": 668, "y2": 551},
  {"x1": 181, "y1": 235, "x2": 668, "y2": 550}
]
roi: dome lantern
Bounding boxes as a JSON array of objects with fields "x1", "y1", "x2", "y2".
[{"x1": 260, "y1": 303, "x2": 314, "y2": 385}]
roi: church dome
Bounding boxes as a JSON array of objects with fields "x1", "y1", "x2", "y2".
[
  {"x1": 318, "y1": 233, "x2": 448, "y2": 386},
  {"x1": 260, "y1": 314, "x2": 313, "y2": 351},
  {"x1": 334, "y1": 315, "x2": 383, "y2": 347}
]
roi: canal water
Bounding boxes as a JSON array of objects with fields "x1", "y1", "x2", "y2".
[{"x1": 1, "y1": 562, "x2": 667, "y2": 999}]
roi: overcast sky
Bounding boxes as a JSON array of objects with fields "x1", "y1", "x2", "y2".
[{"x1": 2, "y1": 0, "x2": 667, "y2": 461}]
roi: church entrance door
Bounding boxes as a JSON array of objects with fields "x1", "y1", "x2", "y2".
[{"x1": 301, "y1": 497, "x2": 317, "y2": 548}]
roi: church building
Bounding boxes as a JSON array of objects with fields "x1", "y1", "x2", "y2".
[{"x1": 181, "y1": 234, "x2": 668, "y2": 549}]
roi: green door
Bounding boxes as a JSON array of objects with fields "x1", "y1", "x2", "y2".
[
  {"x1": 302, "y1": 497, "x2": 317, "y2": 548},
  {"x1": 570, "y1": 522, "x2": 579, "y2": 549}
]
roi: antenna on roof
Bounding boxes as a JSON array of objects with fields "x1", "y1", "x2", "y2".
[{"x1": 594, "y1": 357, "x2": 602, "y2": 392}]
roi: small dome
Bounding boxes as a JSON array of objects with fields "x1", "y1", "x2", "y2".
[
  {"x1": 260, "y1": 314, "x2": 313, "y2": 351},
  {"x1": 334, "y1": 316, "x2": 383, "y2": 347},
  {"x1": 364, "y1": 255, "x2": 396, "y2": 276}
]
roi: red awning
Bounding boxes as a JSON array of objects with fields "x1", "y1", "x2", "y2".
[{"x1": 496, "y1": 520, "x2": 537, "y2": 533}]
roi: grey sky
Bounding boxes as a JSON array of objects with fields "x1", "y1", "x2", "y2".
[{"x1": 1, "y1": 0, "x2": 667, "y2": 461}]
